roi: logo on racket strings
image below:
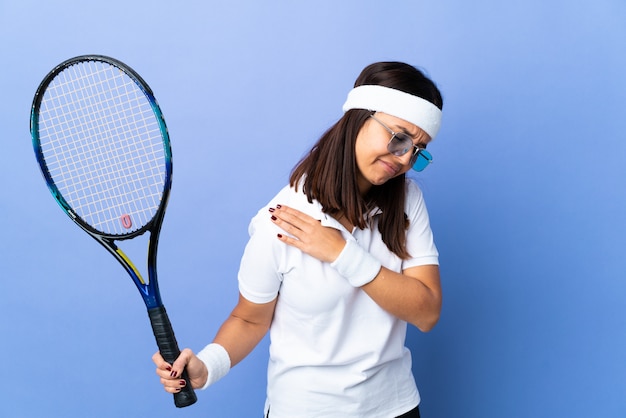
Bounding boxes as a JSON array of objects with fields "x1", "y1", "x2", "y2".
[{"x1": 120, "y1": 214, "x2": 133, "y2": 229}]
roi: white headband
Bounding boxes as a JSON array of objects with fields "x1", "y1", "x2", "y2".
[{"x1": 342, "y1": 85, "x2": 442, "y2": 139}]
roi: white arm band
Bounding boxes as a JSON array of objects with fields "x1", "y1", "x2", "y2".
[
  {"x1": 330, "y1": 239, "x2": 382, "y2": 287},
  {"x1": 196, "y1": 343, "x2": 231, "y2": 390}
]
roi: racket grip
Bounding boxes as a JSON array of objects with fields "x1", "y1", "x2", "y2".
[{"x1": 148, "y1": 306, "x2": 198, "y2": 408}]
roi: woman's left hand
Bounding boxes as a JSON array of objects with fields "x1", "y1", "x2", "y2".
[{"x1": 269, "y1": 205, "x2": 346, "y2": 263}]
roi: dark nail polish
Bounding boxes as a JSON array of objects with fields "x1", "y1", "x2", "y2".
[
  {"x1": 277, "y1": 234, "x2": 283, "y2": 238},
  {"x1": 268, "y1": 207, "x2": 275, "y2": 212},
  {"x1": 271, "y1": 215, "x2": 277, "y2": 221},
  {"x1": 276, "y1": 204, "x2": 282, "y2": 209},
  {"x1": 180, "y1": 380, "x2": 187, "y2": 386},
  {"x1": 170, "y1": 370, "x2": 178, "y2": 378}
]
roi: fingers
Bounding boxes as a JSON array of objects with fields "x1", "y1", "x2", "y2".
[
  {"x1": 152, "y1": 351, "x2": 172, "y2": 375},
  {"x1": 153, "y1": 349, "x2": 193, "y2": 394},
  {"x1": 269, "y1": 204, "x2": 316, "y2": 232},
  {"x1": 269, "y1": 205, "x2": 307, "y2": 245},
  {"x1": 269, "y1": 204, "x2": 345, "y2": 263},
  {"x1": 170, "y1": 348, "x2": 195, "y2": 378},
  {"x1": 160, "y1": 377, "x2": 188, "y2": 394}
]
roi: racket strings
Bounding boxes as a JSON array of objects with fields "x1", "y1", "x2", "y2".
[{"x1": 37, "y1": 61, "x2": 167, "y2": 236}]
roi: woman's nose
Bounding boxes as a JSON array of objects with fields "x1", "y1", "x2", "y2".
[{"x1": 395, "y1": 149, "x2": 414, "y2": 166}]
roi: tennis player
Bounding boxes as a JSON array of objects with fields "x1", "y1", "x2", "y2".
[{"x1": 154, "y1": 61, "x2": 444, "y2": 418}]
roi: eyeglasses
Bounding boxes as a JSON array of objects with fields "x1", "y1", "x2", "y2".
[{"x1": 369, "y1": 114, "x2": 433, "y2": 172}]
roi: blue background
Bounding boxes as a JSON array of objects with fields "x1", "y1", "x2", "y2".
[{"x1": 1, "y1": 1, "x2": 625, "y2": 417}]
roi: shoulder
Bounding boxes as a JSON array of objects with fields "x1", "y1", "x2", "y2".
[
  {"x1": 248, "y1": 183, "x2": 321, "y2": 235},
  {"x1": 404, "y1": 178, "x2": 425, "y2": 208},
  {"x1": 402, "y1": 178, "x2": 434, "y2": 229}
]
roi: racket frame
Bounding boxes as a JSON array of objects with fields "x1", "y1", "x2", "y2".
[{"x1": 30, "y1": 55, "x2": 196, "y2": 407}]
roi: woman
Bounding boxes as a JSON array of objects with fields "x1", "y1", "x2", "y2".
[{"x1": 154, "y1": 61, "x2": 444, "y2": 417}]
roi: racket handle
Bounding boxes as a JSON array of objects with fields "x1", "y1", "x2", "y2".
[{"x1": 148, "y1": 306, "x2": 198, "y2": 408}]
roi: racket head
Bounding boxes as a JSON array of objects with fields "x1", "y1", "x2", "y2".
[{"x1": 30, "y1": 55, "x2": 173, "y2": 240}]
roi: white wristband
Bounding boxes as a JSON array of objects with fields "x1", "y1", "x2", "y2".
[
  {"x1": 330, "y1": 239, "x2": 382, "y2": 287},
  {"x1": 196, "y1": 343, "x2": 231, "y2": 390}
]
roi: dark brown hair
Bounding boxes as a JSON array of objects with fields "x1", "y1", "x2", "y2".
[{"x1": 289, "y1": 62, "x2": 443, "y2": 259}]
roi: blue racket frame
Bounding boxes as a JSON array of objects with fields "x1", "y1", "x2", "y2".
[{"x1": 30, "y1": 55, "x2": 195, "y2": 408}]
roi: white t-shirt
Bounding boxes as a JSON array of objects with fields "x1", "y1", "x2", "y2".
[{"x1": 238, "y1": 179, "x2": 438, "y2": 418}]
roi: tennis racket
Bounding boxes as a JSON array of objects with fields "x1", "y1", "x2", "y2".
[{"x1": 30, "y1": 55, "x2": 197, "y2": 408}]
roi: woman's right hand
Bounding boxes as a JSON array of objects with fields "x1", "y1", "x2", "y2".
[{"x1": 153, "y1": 348, "x2": 208, "y2": 392}]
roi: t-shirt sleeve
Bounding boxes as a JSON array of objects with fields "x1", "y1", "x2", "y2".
[
  {"x1": 238, "y1": 210, "x2": 286, "y2": 304},
  {"x1": 237, "y1": 196, "x2": 289, "y2": 304},
  {"x1": 402, "y1": 180, "x2": 439, "y2": 269}
]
